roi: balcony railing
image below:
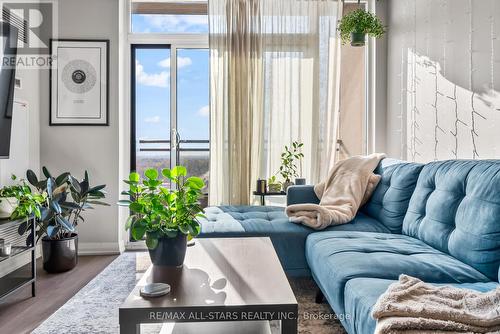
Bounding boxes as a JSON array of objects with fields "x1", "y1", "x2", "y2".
[{"x1": 138, "y1": 139, "x2": 209, "y2": 152}]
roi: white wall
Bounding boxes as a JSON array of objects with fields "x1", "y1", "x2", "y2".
[
  {"x1": 39, "y1": 0, "x2": 121, "y2": 254},
  {"x1": 385, "y1": 0, "x2": 500, "y2": 161}
]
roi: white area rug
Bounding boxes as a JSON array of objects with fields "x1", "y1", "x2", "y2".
[{"x1": 33, "y1": 252, "x2": 346, "y2": 334}]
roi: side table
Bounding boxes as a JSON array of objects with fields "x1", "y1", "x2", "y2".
[{"x1": 253, "y1": 191, "x2": 286, "y2": 206}]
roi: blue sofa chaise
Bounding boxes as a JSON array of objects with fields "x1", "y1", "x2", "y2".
[{"x1": 198, "y1": 159, "x2": 500, "y2": 334}]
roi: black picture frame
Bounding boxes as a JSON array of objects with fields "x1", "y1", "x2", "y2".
[{"x1": 49, "y1": 39, "x2": 109, "y2": 126}]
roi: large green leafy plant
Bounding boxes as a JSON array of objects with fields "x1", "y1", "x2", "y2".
[
  {"x1": 278, "y1": 141, "x2": 304, "y2": 183},
  {"x1": 338, "y1": 9, "x2": 385, "y2": 44},
  {"x1": 119, "y1": 166, "x2": 205, "y2": 249},
  {"x1": 20, "y1": 167, "x2": 108, "y2": 241}
]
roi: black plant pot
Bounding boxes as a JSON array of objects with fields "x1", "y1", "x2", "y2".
[
  {"x1": 42, "y1": 234, "x2": 78, "y2": 273},
  {"x1": 351, "y1": 32, "x2": 366, "y2": 46},
  {"x1": 148, "y1": 234, "x2": 187, "y2": 267}
]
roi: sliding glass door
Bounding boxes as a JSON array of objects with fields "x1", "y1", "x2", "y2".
[{"x1": 131, "y1": 45, "x2": 209, "y2": 203}]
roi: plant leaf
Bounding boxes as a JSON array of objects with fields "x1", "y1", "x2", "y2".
[
  {"x1": 55, "y1": 172, "x2": 70, "y2": 186},
  {"x1": 131, "y1": 220, "x2": 147, "y2": 240},
  {"x1": 179, "y1": 224, "x2": 190, "y2": 234},
  {"x1": 47, "y1": 225, "x2": 59, "y2": 238},
  {"x1": 144, "y1": 168, "x2": 158, "y2": 180},
  {"x1": 46, "y1": 177, "x2": 54, "y2": 196},
  {"x1": 18, "y1": 221, "x2": 28, "y2": 235},
  {"x1": 68, "y1": 176, "x2": 81, "y2": 193},
  {"x1": 86, "y1": 184, "x2": 106, "y2": 195},
  {"x1": 87, "y1": 200, "x2": 110, "y2": 206},
  {"x1": 26, "y1": 169, "x2": 38, "y2": 186},
  {"x1": 145, "y1": 233, "x2": 158, "y2": 249},
  {"x1": 186, "y1": 176, "x2": 205, "y2": 189},
  {"x1": 59, "y1": 202, "x2": 81, "y2": 210},
  {"x1": 188, "y1": 221, "x2": 201, "y2": 237},
  {"x1": 117, "y1": 199, "x2": 132, "y2": 206},
  {"x1": 42, "y1": 166, "x2": 52, "y2": 178},
  {"x1": 161, "y1": 168, "x2": 172, "y2": 179},
  {"x1": 129, "y1": 172, "x2": 140, "y2": 183},
  {"x1": 129, "y1": 202, "x2": 143, "y2": 213},
  {"x1": 56, "y1": 215, "x2": 75, "y2": 232},
  {"x1": 79, "y1": 180, "x2": 89, "y2": 194},
  {"x1": 49, "y1": 200, "x2": 62, "y2": 214},
  {"x1": 172, "y1": 166, "x2": 187, "y2": 177}
]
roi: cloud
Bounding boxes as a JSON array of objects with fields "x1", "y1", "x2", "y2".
[
  {"x1": 136, "y1": 60, "x2": 169, "y2": 87},
  {"x1": 141, "y1": 14, "x2": 208, "y2": 33},
  {"x1": 144, "y1": 116, "x2": 161, "y2": 124},
  {"x1": 198, "y1": 105, "x2": 209, "y2": 117},
  {"x1": 158, "y1": 56, "x2": 192, "y2": 69}
]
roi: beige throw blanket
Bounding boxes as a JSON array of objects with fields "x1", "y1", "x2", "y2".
[
  {"x1": 285, "y1": 153, "x2": 385, "y2": 230},
  {"x1": 372, "y1": 275, "x2": 500, "y2": 334}
]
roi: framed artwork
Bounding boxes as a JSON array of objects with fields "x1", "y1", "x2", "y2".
[{"x1": 50, "y1": 39, "x2": 109, "y2": 125}]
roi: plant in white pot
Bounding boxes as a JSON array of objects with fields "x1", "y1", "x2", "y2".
[
  {"x1": 21, "y1": 167, "x2": 108, "y2": 273},
  {"x1": 267, "y1": 175, "x2": 282, "y2": 193},
  {"x1": 119, "y1": 166, "x2": 205, "y2": 267},
  {"x1": 0, "y1": 175, "x2": 42, "y2": 219},
  {"x1": 0, "y1": 183, "x2": 20, "y2": 219},
  {"x1": 338, "y1": 9, "x2": 385, "y2": 47}
]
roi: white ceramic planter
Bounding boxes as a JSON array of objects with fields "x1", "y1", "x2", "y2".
[{"x1": 0, "y1": 197, "x2": 18, "y2": 219}]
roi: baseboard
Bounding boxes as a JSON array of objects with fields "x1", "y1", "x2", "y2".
[
  {"x1": 125, "y1": 239, "x2": 147, "y2": 251},
  {"x1": 78, "y1": 242, "x2": 122, "y2": 255}
]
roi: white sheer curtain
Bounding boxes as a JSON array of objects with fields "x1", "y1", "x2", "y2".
[{"x1": 209, "y1": 0, "x2": 343, "y2": 205}]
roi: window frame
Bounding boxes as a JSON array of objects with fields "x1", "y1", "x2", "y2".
[
  {"x1": 122, "y1": 1, "x2": 209, "y2": 249},
  {"x1": 127, "y1": 2, "x2": 209, "y2": 170}
]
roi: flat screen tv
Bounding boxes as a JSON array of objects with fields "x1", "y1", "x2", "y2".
[{"x1": 0, "y1": 22, "x2": 18, "y2": 159}]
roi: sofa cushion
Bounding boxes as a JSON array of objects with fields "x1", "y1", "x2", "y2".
[
  {"x1": 403, "y1": 160, "x2": 500, "y2": 281},
  {"x1": 199, "y1": 206, "x2": 391, "y2": 276},
  {"x1": 305, "y1": 231, "x2": 490, "y2": 319},
  {"x1": 343, "y1": 278, "x2": 499, "y2": 334},
  {"x1": 360, "y1": 159, "x2": 424, "y2": 233}
]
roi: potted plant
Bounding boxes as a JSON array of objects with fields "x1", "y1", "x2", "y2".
[
  {"x1": 338, "y1": 8, "x2": 385, "y2": 47},
  {"x1": 267, "y1": 176, "x2": 282, "y2": 193},
  {"x1": 22, "y1": 167, "x2": 108, "y2": 273},
  {"x1": 278, "y1": 141, "x2": 304, "y2": 192},
  {"x1": 119, "y1": 166, "x2": 205, "y2": 267}
]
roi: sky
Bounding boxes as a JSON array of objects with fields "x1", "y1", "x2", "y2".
[{"x1": 132, "y1": 14, "x2": 209, "y2": 149}]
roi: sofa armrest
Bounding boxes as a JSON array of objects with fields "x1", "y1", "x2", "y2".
[{"x1": 286, "y1": 185, "x2": 320, "y2": 206}]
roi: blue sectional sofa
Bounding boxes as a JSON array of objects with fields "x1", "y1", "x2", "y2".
[{"x1": 198, "y1": 159, "x2": 500, "y2": 334}]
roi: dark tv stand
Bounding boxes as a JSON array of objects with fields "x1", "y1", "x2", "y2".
[{"x1": 0, "y1": 217, "x2": 36, "y2": 301}]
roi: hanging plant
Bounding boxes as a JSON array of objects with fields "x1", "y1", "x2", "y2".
[{"x1": 338, "y1": 9, "x2": 385, "y2": 47}]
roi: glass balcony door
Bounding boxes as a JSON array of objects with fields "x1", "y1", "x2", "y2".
[{"x1": 131, "y1": 45, "x2": 209, "y2": 202}]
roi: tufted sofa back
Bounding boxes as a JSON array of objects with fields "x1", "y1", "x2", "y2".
[
  {"x1": 360, "y1": 159, "x2": 424, "y2": 233},
  {"x1": 402, "y1": 160, "x2": 500, "y2": 281}
]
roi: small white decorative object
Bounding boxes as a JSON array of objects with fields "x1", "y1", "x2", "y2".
[
  {"x1": 0, "y1": 197, "x2": 18, "y2": 219},
  {"x1": 140, "y1": 283, "x2": 171, "y2": 298}
]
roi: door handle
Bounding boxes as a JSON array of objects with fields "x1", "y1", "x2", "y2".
[{"x1": 172, "y1": 129, "x2": 181, "y2": 149}]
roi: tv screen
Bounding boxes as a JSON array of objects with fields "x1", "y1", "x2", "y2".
[{"x1": 0, "y1": 22, "x2": 18, "y2": 159}]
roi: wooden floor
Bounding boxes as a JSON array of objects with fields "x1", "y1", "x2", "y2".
[{"x1": 0, "y1": 255, "x2": 117, "y2": 334}]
